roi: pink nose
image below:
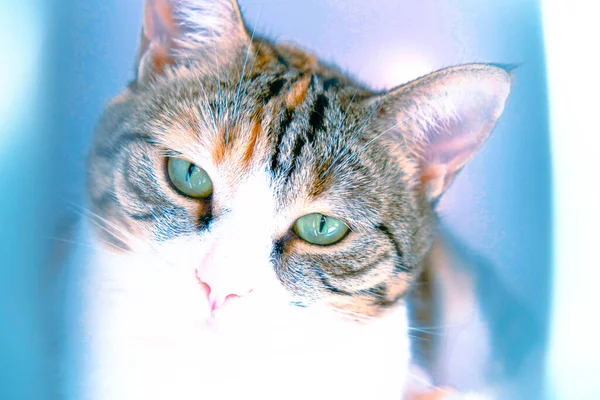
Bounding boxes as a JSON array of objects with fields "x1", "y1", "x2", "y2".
[{"x1": 195, "y1": 271, "x2": 245, "y2": 312}]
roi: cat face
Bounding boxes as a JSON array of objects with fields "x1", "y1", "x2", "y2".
[{"x1": 86, "y1": 0, "x2": 512, "y2": 321}]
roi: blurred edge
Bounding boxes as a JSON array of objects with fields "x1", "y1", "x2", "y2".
[
  {"x1": 543, "y1": 1, "x2": 600, "y2": 399},
  {"x1": 0, "y1": 0, "x2": 51, "y2": 399}
]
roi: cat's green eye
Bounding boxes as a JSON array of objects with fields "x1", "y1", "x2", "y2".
[
  {"x1": 293, "y1": 213, "x2": 349, "y2": 246},
  {"x1": 167, "y1": 157, "x2": 213, "y2": 198}
]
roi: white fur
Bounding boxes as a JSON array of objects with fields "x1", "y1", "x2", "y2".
[{"x1": 62, "y1": 169, "x2": 412, "y2": 400}]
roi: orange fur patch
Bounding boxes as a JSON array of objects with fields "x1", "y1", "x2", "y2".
[
  {"x1": 212, "y1": 126, "x2": 227, "y2": 164},
  {"x1": 241, "y1": 118, "x2": 262, "y2": 167},
  {"x1": 149, "y1": 45, "x2": 174, "y2": 75},
  {"x1": 286, "y1": 77, "x2": 311, "y2": 107}
]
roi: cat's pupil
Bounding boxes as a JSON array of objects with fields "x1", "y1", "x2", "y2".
[
  {"x1": 319, "y1": 215, "x2": 327, "y2": 234},
  {"x1": 186, "y1": 164, "x2": 197, "y2": 181}
]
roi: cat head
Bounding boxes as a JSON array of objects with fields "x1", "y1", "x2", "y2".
[{"x1": 87, "y1": 0, "x2": 512, "y2": 321}]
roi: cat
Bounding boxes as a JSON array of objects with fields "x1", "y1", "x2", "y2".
[{"x1": 59, "y1": 0, "x2": 513, "y2": 399}]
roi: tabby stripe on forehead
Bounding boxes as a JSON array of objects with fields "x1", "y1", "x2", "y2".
[
  {"x1": 283, "y1": 135, "x2": 307, "y2": 181},
  {"x1": 283, "y1": 91, "x2": 329, "y2": 180},
  {"x1": 377, "y1": 224, "x2": 409, "y2": 272},
  {"x1": 259, "y1": 77, "x2": 286, "y2": 104},
  {"x1": 308, "y1": 94, "x2": 329, "y2": 137},
  {"x1": 269, "y1": 107, "x2": 295, "y2": 172}
]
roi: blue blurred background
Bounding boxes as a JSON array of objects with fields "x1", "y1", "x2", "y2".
[
  {"x1": 1, "y1": 1, "x2": 51, "y2": 399},
  {"x1": 2, "y1": 0, "x2": 594, "y2": 399}
]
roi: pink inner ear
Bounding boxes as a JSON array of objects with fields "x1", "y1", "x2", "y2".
[
  {"x1": 373, "y1": 64, "x2": 512, "y2": 202},
  {"x1": 144, "y1": 0, "x2": 178, "y2": 40},
  {"x1": 137, "y1": 0, "x2": 180, "y2": 77},
  {"x1": 425, "y1": 130, "x2": 484, "y2": 169},
  {"x1": 420, "y1": 138, "x2": 478, "y2": 201},
  {"x1": 417, "y1": 107, "x2": 494, "y2": 200}
]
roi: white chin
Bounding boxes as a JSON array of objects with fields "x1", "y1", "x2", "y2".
[{"x1": 63, "y1": 221, "x2": 412, "y2": 400}]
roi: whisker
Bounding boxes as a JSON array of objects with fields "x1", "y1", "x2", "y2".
[
  {"x1": 360, "y1": 109, "x2": 419, "y2": 150},
  {"x1": 407, "y1": 326, "x2": 444, "y2": 336},
  {"x1": 333, "y1": 308, "x2": 377, "y2": 322},
  {"x1": 406, "y1": 370, "x2": 450, "y2": 393},
  {"x1": 183, "y1": 52, "x2": 219, "y2": 135},
  {"x1": 335, "y1": 85, "x2": 361, "y2": 134},
  {"x1": 70, "y1": 205, "x2": 135, "y2": 244},
  {"x1": 409, "y1": 318, "x2": 477, "y2": 332},
  {"x1": 72, "y1": 206, "x2": 186, "y2": 270},
  {"x1": 207, "y1": 29, "x2": 227, "y2": 134},
  {"x1": 238, "y1": 37, "x2": 265, "y2": 112},
  {"x1": 407, "y1": 334, "x2": 432, "y2": 342},
  {"x1": 61, "y1": 200, "x2": 155, "y2": 257},
  {"x1": 230, "y1": 9, "x2": 261, "y2": 143},
  {"x1": 48, "y1": 235, "x2": 131, "y2": 255}
]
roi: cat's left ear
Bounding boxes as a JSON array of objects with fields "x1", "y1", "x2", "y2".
[
  {"x1": 368, "y1": 64, "x2": 513, "y2": 202},
  {"x1": 136, "y1": 0, "x2": 249, "y2": 83}
]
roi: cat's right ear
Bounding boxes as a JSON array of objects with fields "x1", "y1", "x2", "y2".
[
  {"x1": 365, "y1": 64, "x2": 513, "y2": 203},
  {"x1": 135, "y1": 0, "x2": 250, "y2": 84}
]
